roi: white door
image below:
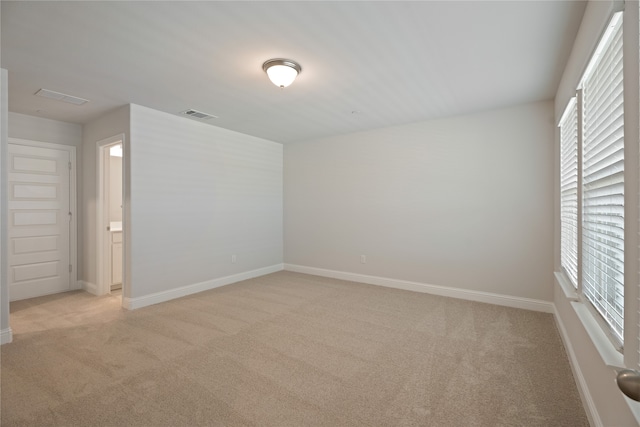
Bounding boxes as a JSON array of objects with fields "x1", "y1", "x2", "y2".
[{"x1": 8, "y1": 143, "x2": 72, "y2": 301}]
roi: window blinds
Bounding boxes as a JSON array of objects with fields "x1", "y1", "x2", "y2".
[
  {"x1": 581, "y1": 12, "x2": 624, "y2": 342},
  {"x1": 559, "y1": 98, "x2": 579, "y2": 288}
]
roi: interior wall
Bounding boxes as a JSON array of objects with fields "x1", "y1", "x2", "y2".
[
  {"x1": 285, "y1": 101, "x2": 555, "y2": 302},
  {"x1": 128, "y1": 104, "x2": 283, "y2": 299},
  {"x1": 552, "y1": 0, "x2": 637, "y2": 425},
  {"x1": 8, "y1": 112, "x2": 82, "y2": 147},
  {"x1": 82, "y1": 105, "x2": 130, "y2": 290}
]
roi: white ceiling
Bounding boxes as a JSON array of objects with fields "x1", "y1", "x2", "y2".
[{"x1": 1, "y1": 1, "x2": 586, "y2": 144}]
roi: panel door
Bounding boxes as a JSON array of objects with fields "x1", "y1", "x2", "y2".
[{"x1": 8, "y1": 143, "x2": 71, "y2": 301}]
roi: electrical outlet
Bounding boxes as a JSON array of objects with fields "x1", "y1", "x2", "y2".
[
  {"x1": 361, "y1": 255, "x2": 366, "y2": 264},
  {"x1": 231, "y1": 254, "x2": 237, "y2": 264}
]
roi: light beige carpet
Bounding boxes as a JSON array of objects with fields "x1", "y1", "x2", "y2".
[{"x1": 2, "y1": 271, "x2": 588, "y2": 426}]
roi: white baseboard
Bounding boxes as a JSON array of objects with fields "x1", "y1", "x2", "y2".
[
  {"x1": 284, "y1": 264, "x2": 554, "y2": 313},
  {"x1": 553, "y1": 306, "x2": 601, "y2": 427},
  {"x1": 1, "y1": 327, "x2": 13, "y2": 345},
  {"x1": 80, "y1": 280, "x2": 99, "y2": 296},
  {"x1": 122, "y1": 264, "x2": 284, "y2": 310}
]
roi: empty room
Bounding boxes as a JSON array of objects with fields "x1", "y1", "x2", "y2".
[{"x1": 1, "y1": 1, "x2": 640, "y2": 426}]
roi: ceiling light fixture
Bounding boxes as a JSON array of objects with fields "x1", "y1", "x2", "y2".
[{"x1": 262, "y1": 59, "x2": 301, "y2": 88}]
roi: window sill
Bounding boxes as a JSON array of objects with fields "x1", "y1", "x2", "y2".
[
  {"x1": 554, "y1": 271, "x2": 579, "y2": 301},
  {"x1": 570, "y1": 301, "x2": 624, "y2": 370},
  {"x1": 555, "y1": 271, "x2": 624, "y2": 369}
]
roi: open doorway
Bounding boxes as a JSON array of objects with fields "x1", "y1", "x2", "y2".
[{"x1": 97, "y1": 135, "x2": 125, "y2": 300}]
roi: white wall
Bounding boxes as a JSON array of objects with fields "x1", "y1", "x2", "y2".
[
  {"x1": 8, "y1": 112, "x2": 82, "y2": 147},
  {"x1": 553, "y1": 1, "x2": 638, "y2": 425},
  {"x1": 285, "y1": 100, "x2": 554, "y2": 302},
  {"x1": 128, "y1": 104, "x2": 283, "y2": 300},
  {"x1": 82, "y1": 105, "x2": 130, "y2": 291}
]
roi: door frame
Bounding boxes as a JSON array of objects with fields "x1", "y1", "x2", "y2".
[
  {"x1": 96, "y1": 134, "x2": 125, "y2": 296},
  {"x1": 7, "y1": 137, "x2": 78, "y2": 294}
]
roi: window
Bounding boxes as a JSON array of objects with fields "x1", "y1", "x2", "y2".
[
  {"x1": 559, "y1": 97, "x2": 579, "y2": 288},
  {"x1": 580, "y1": 12, "x2": 624, "y2": 343},
  {"x1": 559, "y1": 11, "x2": 624, "y2": 344}
]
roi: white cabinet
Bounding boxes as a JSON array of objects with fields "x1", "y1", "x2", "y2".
[{"x1": 111, "y1": 231, "x2": 122, "y2": 286}]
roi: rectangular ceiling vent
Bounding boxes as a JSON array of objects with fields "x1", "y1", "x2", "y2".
[
  {"x1": 180, "y1": 109, "x2": 217, "y2": 120},
  {"x1": 35, "y1": 88, "x2": 89, "y2": 105}
]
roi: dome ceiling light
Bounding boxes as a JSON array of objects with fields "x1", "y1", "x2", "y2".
[{"x1": 262, "y1": 59, "x2": 302, "y2": 88}]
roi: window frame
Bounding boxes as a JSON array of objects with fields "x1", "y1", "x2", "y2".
[
  {"x1": 559, "y1": 96, "x2": 579, "y2": 289},
  {"x1": 558, "y1": 10, "x2": 625, "y2": 350}
]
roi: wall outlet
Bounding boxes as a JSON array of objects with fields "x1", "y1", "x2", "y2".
[
  {"x1": 360, "y1": 255, "x2": 366, "y2": 264},
  {"x1": 231, "y1": 254, "x2": 237, "y2": 264}
]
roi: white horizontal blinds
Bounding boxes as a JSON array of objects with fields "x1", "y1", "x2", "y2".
[
  {"x1": 581, "y1": 12, "x2": 624, "y2": 343},
  {"x1": 559, "y1": 98, "x2": 579, "y2": 288}
]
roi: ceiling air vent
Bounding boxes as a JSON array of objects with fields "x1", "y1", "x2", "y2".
[
  {"x1": 35, "y1": 88, "x2": 89, "y2": 105},
  {"x1": 180, "y1": 109, "x2": 218, "y2": 120}
]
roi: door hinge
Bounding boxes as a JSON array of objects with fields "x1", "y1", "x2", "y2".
[
  {"x1": 68, "y1": 161, "x2": 71, "y2": 170},
  {"x1": 69, "y1": 264, "x2": 72, "y2": 273},
  {"x1": 68, "y1": 212, "x2": 72, "y2": 221}
]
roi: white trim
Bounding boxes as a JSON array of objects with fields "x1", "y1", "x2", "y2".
[
  {"x1": 0, "y1": 327, "x2": 12, "y2": 345},
  {"x1": 80, "y1": 280, "x2": 99, "y2": 296},
  {"x1": 554, "y1": 305, "x2": 602, "y2": 427},
  {"x1": 578, "y1": 11, "x2": 624, "y2": 89},
  {"x1": 558, "y1": 96, "x2": 577, "y2": 127},
  {"x1": 7, "y1": 137, "x2": 74, "y2": 151},
  {"x1": 96, "y1": 134, "x2": 125, "y2": 298},
  {"x1": 122, "y1": 264, "x2": 284, "y2": 310},
  {"x1": 284, "y1": 264, "x2": 554, "y2": 313},
  {"x1": 571, "y1": 301, "x2": 625, "y2": 369},
  {"x1": 555, "y1": 271, "x2": 579, "y2": 301}
]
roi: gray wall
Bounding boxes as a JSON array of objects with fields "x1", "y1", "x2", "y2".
[
  {"x1": 82, "y1": 105, "x2": 130, "y2": 291},
  {"x1": 8, "y1": 112, "x2": 82, "y2": 146},
  {"x1": 285, "y1": 101, "x2": 554, "y2": 301},
  {"x1": 128, "y1": 104, "x2": 283, "y2": 299}
]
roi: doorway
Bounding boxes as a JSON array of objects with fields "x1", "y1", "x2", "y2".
[
  {"x1": 7, "y1": 138, "x2": 77, "y2": 301},
  {"x1": 97, "y1": 135, "x2": 125, "y2": 298}
]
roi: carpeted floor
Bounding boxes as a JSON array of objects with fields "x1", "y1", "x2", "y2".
[{"x1": 1, "y1": 271, "x2": 588, "y2": 426}]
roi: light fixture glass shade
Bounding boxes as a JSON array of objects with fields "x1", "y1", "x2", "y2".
[
  {"x1": 266, "y1": 65, "x2": 298, "y2": 88},
  {"x1": 262, "y1": 59, "x2": 301, "y2": 88}
]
